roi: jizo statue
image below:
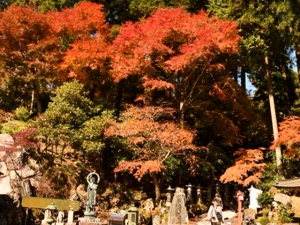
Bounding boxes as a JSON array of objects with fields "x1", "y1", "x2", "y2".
[{"x1": 85, "y1": 172, "x2": 100, "y2": 214}]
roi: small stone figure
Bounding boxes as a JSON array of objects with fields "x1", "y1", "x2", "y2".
[
  {"x1": 166, "y1": 186, "x2": 174, "y2": 207},
  {"x1": 196, "y1": 185, "x2": 202, "y2": 203},
  {"x1": 57, "y1": 211, "x2": 64, "y2": 223},
  {"x1": 186, "y1": 184, "x2": 193, "y2": 204}
]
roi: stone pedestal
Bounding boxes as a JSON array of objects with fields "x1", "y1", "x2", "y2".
[{"x1": 79, "y1": 222, "x2": 108, "y2": 225}]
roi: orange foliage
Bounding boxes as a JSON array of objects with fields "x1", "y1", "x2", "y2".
[
  {"x1": 271, "y1": 116, "x2": 300, "y2": 159},
  {"x1": 114, "y1": 160, "x2": 164, "y2": 181},
  {"x1": 105, "y1": 106, "x2": 202, "y2": 179},
  {"x1": 0, "y1": 5, "x2": 60, "y2": 79},
  {"x1": 111, "y1": 7, "x2": 241, "y2": 93},
  {"x1": 47, "y1": 2, "x2": 107, "y2": 39},
  {"x1": 220, "y1": 148, "x2": 266, "y2": 186},
  {"x1": 51, "y1": 2, "x2": 111, "y2": 82}
]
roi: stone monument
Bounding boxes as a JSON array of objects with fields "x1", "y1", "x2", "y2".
[
  {"x1": 168, "y1": 187, "x2": 188, "y2": 225},
  {"x1": 84, "y1": 172, "x2": 100, "y2": 222},
  {"x1": 67, "y1": 208, "x2": 74, "y2": 225}
]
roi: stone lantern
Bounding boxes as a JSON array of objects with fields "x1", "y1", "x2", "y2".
[
  {"x1": 45, "y1": 203, "x2": 57, "y2": 225},
  {"x1": 127, "y1": 205, "x2": 138, "y2": 225}
]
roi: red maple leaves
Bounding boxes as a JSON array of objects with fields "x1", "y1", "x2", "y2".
[
  {"x1": 111, "y1": 7, "x2": 240, "y2": 85},
  {"x1": 105, "y1": 106, "x2": 200, "y2": 180}
]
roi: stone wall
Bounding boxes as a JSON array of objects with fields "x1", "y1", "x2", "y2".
[{"x1": 0, "y1": 134, "x2": 41, "y2": 225}]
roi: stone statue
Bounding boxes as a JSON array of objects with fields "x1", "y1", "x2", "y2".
[
  {"x1": 84, "y1": 172, "x2": 100, "y2": 221},
  {"x1": 57, "y1": 211, "x2": 64, "y2": 223},
  {"x1": 86, "y1": 172, "x2": 100, "y2": 211}
]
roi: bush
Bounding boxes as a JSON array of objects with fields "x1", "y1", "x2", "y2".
[
  {"x1": 277, "y1": 203, "x2": 293, "y2": 223},
  {"x1": 14, "y1": 106, "x2": 30, "y2": 121},
  {"x1": 0, "y1": 120, "x2": 29, "y2": 134},
  {"x1": 257, "y1": 216, "x2": 270, "y2": 225}
]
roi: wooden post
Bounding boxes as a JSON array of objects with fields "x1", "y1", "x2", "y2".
[{"x1": 236, "y1": 190, "x2": 244, "y2": 225}]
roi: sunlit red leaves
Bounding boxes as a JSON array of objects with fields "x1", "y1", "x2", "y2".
[
  {"x1": 46, "y1": 2, "x2": 107, "y2": 39},
  {"x1": 52, "y1": 2, "x2": 111, "y2": 81},
  {"x1": 271, "y1": 116, "x2": 300, "y2": 159},
  {"x1": 142, "y1": 78, "x2": 175, "y2": 91},
  {"x1": 0, "y1": 5, "x2": 55, "y2": 59},
  {"x1": 0, "y1": 5, "x2": 61, "y2": 82},
  {"x1": 106, "y1": 106, "x2": 196, "y2": 154},
  {"x1": 220, "y1": 148, "x2": 266, "y2": 186},
  {"x1": 62, "y1": 38, "x2": 111, "y2": 81},
  {"x1": 111, "y1": 7, "x2": 241, "y2": 87}
]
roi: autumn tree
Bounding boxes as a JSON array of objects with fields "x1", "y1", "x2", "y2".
[
  {"x1": 0, "y1": 5, "x2": 62, "y2": 114},
  {"x1": 111, "y1": 7, "x2": 241, "y2": 127},
  {"x1": 270, "y1": 115, "x2": 300, "y2": 178},
  {"x1": 48, "y1": 2, "x2": 115, "y2": 102},
  {"x1": 220, "y1": 148, "x2": 266, "y2": 186},
  {"x1": 110, "y1": 7, "x2": 267, "y2": 189},
  {"x1": 105, "y1": 105, "x2": 202, "y2": 205}
]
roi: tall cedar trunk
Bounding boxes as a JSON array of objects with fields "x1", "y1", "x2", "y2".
[
  {"x1": 150, "y1": 172, "x2": 162, "y2": 206},
  {"x1": 33, "y1": 79, "x2": 43, "y2": 115},
  {"x1": 265, "y1": 56, "x2": 283, "y2": 177},
  {"x1": 31, "y1": 80, "x2": 43, "y2": 115},
  {"x1": 233, "y1": 65, "x2": 238, "y2": 83},
  {"x1": 295, "y1": 44, "x2": 300, "y2": 85},
  {"x1": 241, "y1": 66, "x2": 246, "y2": 89}
]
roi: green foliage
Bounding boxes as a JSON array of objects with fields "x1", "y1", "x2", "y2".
[
  {"x1": 257, "y1": 152, "x2": 281, "y2": 190},
  {"x1": 129, "y1": 0, "x2": 165, "y2": 18},
  {"x1": 277, "y1": 203, "x2": 294, "y2": 223},
  {"x1": 79, "y1": 113, "x2": 113, "y2": 153},
  {"x1": 0, "y1": 77, "x2": 32, "y2": 112},
  {"x1": 14, "y1": 106, "x2": 30, "y2": 121},
  {"x1": 257, "y1": 191, "x2": 273, "y2": 208},
  {"x1": 257, "y1": 217, "x2": 270, "y2": 225},
  {"x1": 1, "y1": 120, "x2": 29, "y2": 134},
  {"x1": 9, "y1": 0, "x2": 82, "y2": 12},
  {"x1": 35, "y1": 80, "x2": 112, "y2": 169}
]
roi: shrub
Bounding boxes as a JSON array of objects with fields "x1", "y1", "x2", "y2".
[
  {"x1": 14, "y1": 106, "x2": 30, "y2": 121},
  {"x1": 257, "y1": 216, "x2": 270, "y2": 225}
]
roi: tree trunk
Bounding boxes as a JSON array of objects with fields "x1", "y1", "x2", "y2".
[
  {"x1": 241, "y1": 66, "x2": 246, "y2": 89},
  {"x1": 150, "y1": 172, "x2": 162, "y2": 206},
  {"x1": 30, "y1": 90, "x2": 34, "y2": 114},
  {"x1": 295, "y1": 43, "x2": 300, "y2": 85},
  {"x1": 233, "y1": 65, "x2": 238, "y2": 83},
  {"x1": 265, "y1": 56, "x2": 283, "y2": 177},
  {"x1": 33, "y1": 79, "x2": 43, "y2": 115}
]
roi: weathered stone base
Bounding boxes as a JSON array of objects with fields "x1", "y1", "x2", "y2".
[{"x1": 79, "y1": 222, "x2": 108, "y2": 225}]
